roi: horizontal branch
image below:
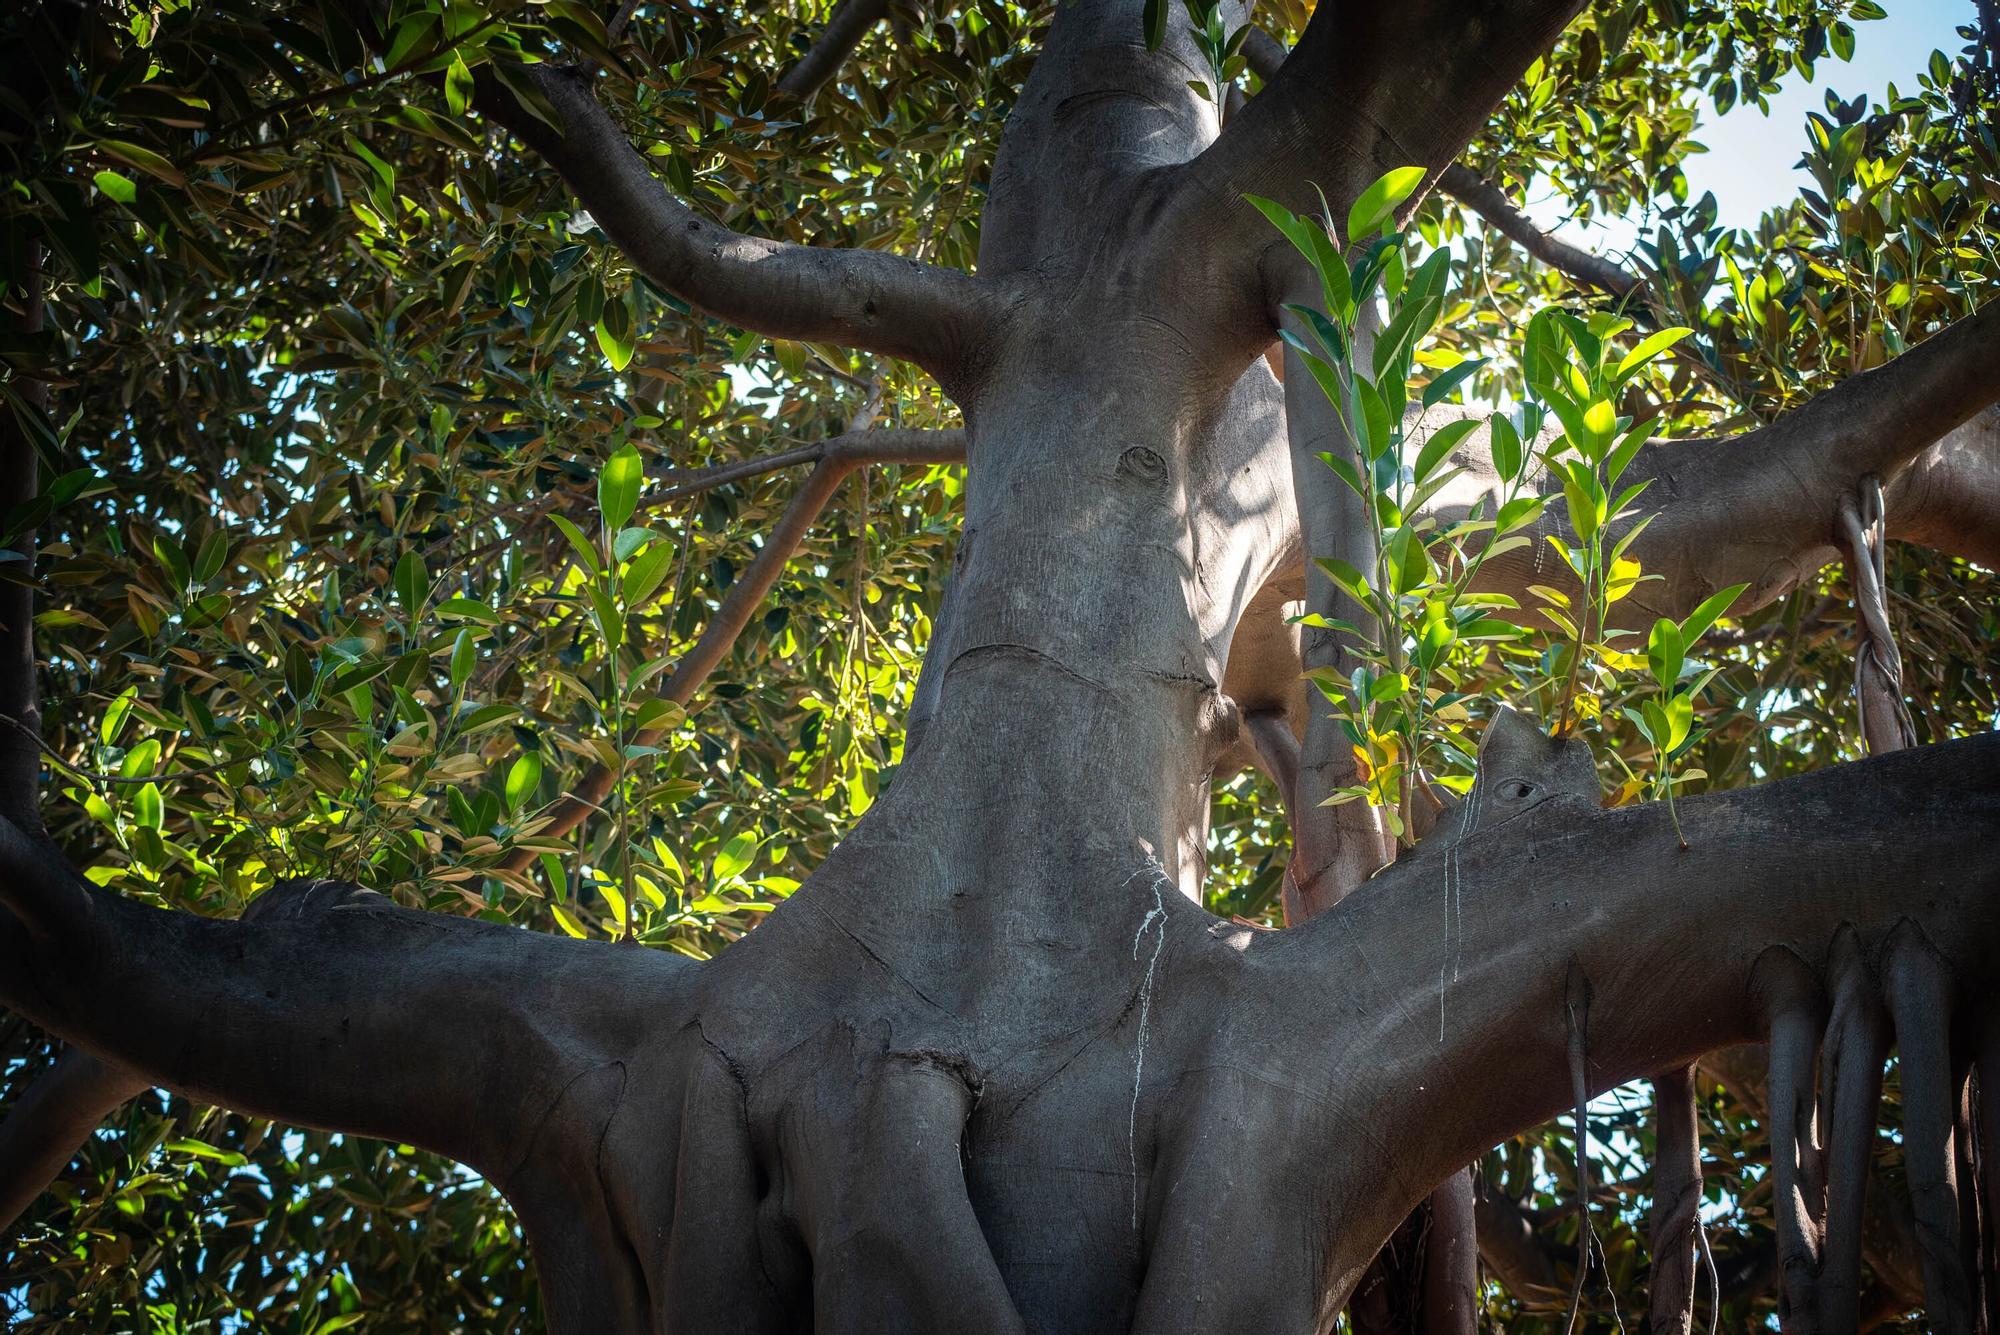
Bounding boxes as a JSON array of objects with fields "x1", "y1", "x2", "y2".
[
  {"x1": 0, "y1": 832, "x2": 694, "y2": 1177},
  {"x1": 1449, "y1": 302, "x2": 2000, "y2": 624},
  {"x1": 475, "y1": 65, "x2": 991, "y2": 377},
  {"x1": 1254, "y1": 729, "x2": 2000, "y2": 1296}
]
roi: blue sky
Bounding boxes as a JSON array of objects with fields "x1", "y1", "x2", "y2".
[{"x1": 1528, "y1": 0, "x2": 1969, "y2": 246}]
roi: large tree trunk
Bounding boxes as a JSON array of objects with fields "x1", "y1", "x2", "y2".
[{"x1": 6, "y1": 0, "x2": 2000, "y2": 1329}]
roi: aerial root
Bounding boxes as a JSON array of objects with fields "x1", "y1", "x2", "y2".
[
  {"x1": 1648, "y1": 1066, "x2": 1702, "y2": 1335},
  {"x1": 1883, "y1": 922, "x2": 1977, "y2": 1333},
  {"x1": 1421, "y1": 1170, "x2": 1479, "y2": 1335},
  {"x1": 1813, "y1": 927, "x2": 1890, "y2": 1335},
  {"x1": 1757, "y1": 947, "x2": 1828, "y2": 1332},
  {"x1": 1564, "y1": 960, "x2": 1594, "y2": 1335},
  {"x1": 1953, "y1": 1063, "x2": 1983, "y2": 1328},
  {"x1": 758, "y1": 1025, "x2": 1027, "y2": 1335},
  {"x1": 1977, "y1": 1015, "x2": 2000, "y2": 1331}
]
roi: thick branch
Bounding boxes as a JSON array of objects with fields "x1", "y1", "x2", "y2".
[
  {"x1": 1169, "y1": 0, "x2": 1587, "y2": 360},
  {"x1": 0, "y1": 1050, "x2": 145, "y2": 1232},
  {"x1": 774, "y1": 0, "x2": 891, "y2": 102},
  {"x1": 476, "y1": 65, "x2": 991, "y2": 377},
  {"x1": 1226, "y1": 28, "x2": 1634, "y2": 301},
  {"x1": 1257, "y1": 731, "x2": 2000, "y2": 1298},
  {"x1": 0, "y1": 831, "x2": 694, "y2": 1177}
]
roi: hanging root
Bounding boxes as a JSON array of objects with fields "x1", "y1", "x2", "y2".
[
  {"x1": 1565, "y1": 959, "x2": 1595, "y2": 1335},
  {"x1": 1421, "y1": 1170, "x2": 1479, "y2": 1335},
  {"x1": 1813, "y1": 927, "x2": 1890, "y2": 1335},
  {"x1": 1954, "y1": 1063, "x2": 1983, "y2": 1330},
  {"x1": 1755, "y1": 947, "x2": 1828, "y2": 1331},
  {"x1": 1977, "y1": 1015, "x2": 2000, "y2": 1332},
  {"x1": 1883, "y1": 920, "x2": 1977, "y2": 1333},
  {"x1": 1648, "y1": 1066, "x2": 1703, "y2": 1335}
]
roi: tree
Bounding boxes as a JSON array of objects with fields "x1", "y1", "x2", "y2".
[{"x1": 2, "y1": 0, "x2": 1998, "y2": 1329}]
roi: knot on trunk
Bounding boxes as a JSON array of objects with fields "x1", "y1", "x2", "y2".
[{"x1": 1116, "y1": 445, "x2": 1170, "y2": 488}]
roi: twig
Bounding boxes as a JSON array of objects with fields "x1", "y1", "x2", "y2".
[
  {"x1": 0, "y1": 713, "x2": 241, "y2": 787},
  {"x1": 647, "y1": 426, "x2": 964, "y2": 503}
]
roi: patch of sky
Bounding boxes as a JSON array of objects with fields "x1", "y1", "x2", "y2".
[{"x1": 1523, "y1": 2, "x2": 1969, "y2": 256}]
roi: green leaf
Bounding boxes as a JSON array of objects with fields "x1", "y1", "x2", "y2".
[
  {"x1": 550, "y1": 904, "x2": 588, "y2": 938},
  {"x1": 449, "y1": 628, "x2": 476, "y2": 691},
  {"x1": 92, "y1": 170, "x2": 137, "y2": 204},
  {"x1": 1421, "y1": 358, "x2": 1486, "y2": 408},
  {"x1": 192, "y1": 530, "x2": 229, "y2": 585},
  {"x1": 1346, "y1": 166, "x2": 1426, "y2": 242},
  {"x1": 96, "y1": 139, "x2": 184, "y2": 187},
  {"x1": 1353, "y1": 376, "x2": 1393, "y2": 460},
  {"x1": 445, "y1": 53, "x2": 474, "y2": 116},
  {"x1": 1313, "y1": 556, "x2": 1375, "y2": 609},
  {"x1": 1560, "y1": 471, "x2": 1601, "y2": 544},
  {"x1": 153, "y1": 535, "x2": 191, "y2": 590},
  {"x1": 133, "y1": 781, "x2": 164, "y2": 829},
  {"x1": 1412, "y1": 418, "x2": 1479, "y2": 485},
  {"x1": 1384, "y1": 525, "x2": 1434, "y2": 595},
  {"x1": 437, "y1": 597, "x2": 500, "y2": 623},
  {"x1": 599, "y1": 882, "x2": 630, "y2": 930},
  {"x1": 629, "y1": 697, "x2": 686, "y2": 733},
  {"x1": 1490, "y1": 413, "x2": 1524, "y2": 482},
  {"x1": 1143, "y1": 0, "x2": 1168, "y2": 50},
  {"x1": 613, "y1": 525, "x2": 655, "y2": 562},
  {"x1": 1615, "y1": 326, "x2": 1693, "y2": 380},
  {"x1": 599, "y1": 443, "x2": 643, "y2": 533},
  {"x1": 163, "y1": 1138, "x2": 248, "y2": 1167},
  {"x1": 1661, "y1": 691, "x2": 1694, "y2": 752},
  {"x1": 1277, "y1": 330, "x2": 1346, "y2": 408},
  {"x1": 505, "y1": 752, "x2": 543, "y2": 812},
  {"x1": 622, "y1": 541, "x2": 677, "y2": 606},
  {"x1": 1315, "y1": 449, "x2": 1367, "y2": 499},
  {"x1": 101, "y1": 687, "x2": 137, "y2": 746},
  {"x1": 1581, "y1": 399, "x2": 1617, "y2": 453},
  {"x1": 596, "y1": 312, "x2": 636, "y2": 371},
  {"x1": 1495, "y1": 495, "x2": 1544, "y2": 535},
  {"x1": 549, "y1": 514, "x2": 603, "y2": 576},
  {"x1": 588, "y1": 583, "x2": 624, "y2": 653},
  {"x1": 120, "y1": 738, "x2": 161, "y2": 779},
  {"x1": 713, "y1": 831, "x2": 762, "y2": 881},
  {"x1": 1678, "y1": 582, "x2": 1749, "y2": 645},
  {"x1": 1647, "y1": 618, "x2": 1684, "y2": 688},
  {"x1": 1284, "y1": 303, "x2": 1348, "y2": 365},
  {"x1": 394, "y1": 550, "x2": 428, "y2": 616}
]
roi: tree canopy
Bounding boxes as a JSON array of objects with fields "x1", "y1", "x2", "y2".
[{"x1": 2, "y1": 0, "x2": 1997, "y2": 1329}]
